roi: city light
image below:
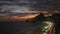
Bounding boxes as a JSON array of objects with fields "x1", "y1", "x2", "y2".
[
  {"x1": 42, "y1": 21, "x2": 54, "y2": 34},
  {"x1": 45, "y1": 22, "x2": 54, "y2": 26}
]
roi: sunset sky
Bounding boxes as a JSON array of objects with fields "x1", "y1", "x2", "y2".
[{"x1": 0, "y1": 0, "x2": 60, "y2": 21}]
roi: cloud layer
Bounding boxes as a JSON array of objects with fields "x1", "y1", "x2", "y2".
[{"x1": 0, "y1": 5, "x2": 38, "y2": 14}]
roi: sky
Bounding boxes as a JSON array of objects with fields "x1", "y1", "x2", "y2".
[
  {"x1": 0, "y1": 0, "x2": 60, "y2": 13},
  {"x1": 0, "y1": 0, "x2": 60, "y2": 21}
]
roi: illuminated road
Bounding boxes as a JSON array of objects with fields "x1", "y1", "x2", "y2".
[{"x1": 40, "y1": 22, "x2": 54, "y2": 34}]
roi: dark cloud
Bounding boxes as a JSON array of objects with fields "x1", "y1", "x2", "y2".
[
  {"x1": 0, "y1": 0, "x2": 60, "y2": 13},
  {"x1": 0, "y1": 5, "x2": 38, "y2": 13}
]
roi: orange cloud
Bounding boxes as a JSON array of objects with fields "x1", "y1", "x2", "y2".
[{"x1": 0, "y1": 14, "x2": 39, "y2": 21}]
